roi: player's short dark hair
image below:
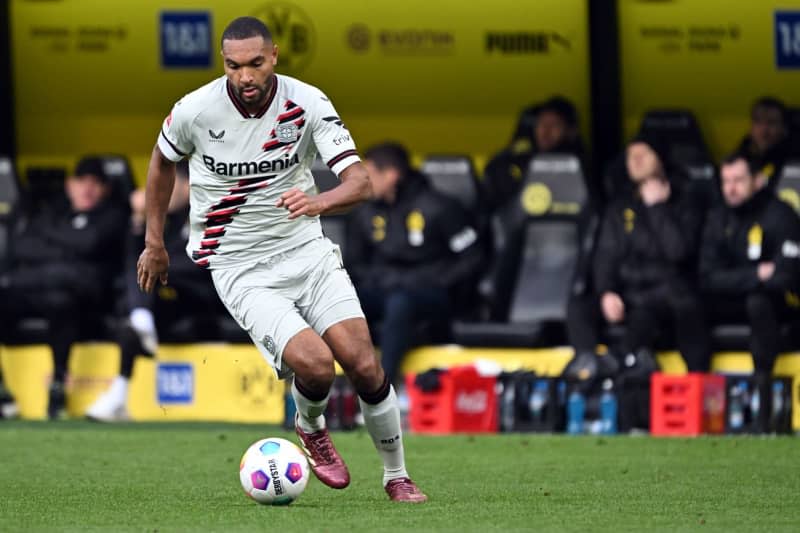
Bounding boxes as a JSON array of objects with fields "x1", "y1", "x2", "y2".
[
  {"x1": 721, "y1": 152, "x2": 759, "y2": 178},
  {"x1": 751, "y1": 96, "x2": 787, "y2": 125},
  {"x1": 221, "y1": 17, "x2": 272, "y2": 48},
  {"x1": 364, "y1": 142, "x2": 411, "y2": 174}
]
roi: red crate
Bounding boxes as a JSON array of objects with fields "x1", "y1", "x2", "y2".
[
  {"x1": 406, "y1": 366, "x2": 498, "y2": 434},
  {"x1": 650, "y1": 373, "x2": 726, "y2": 436}
]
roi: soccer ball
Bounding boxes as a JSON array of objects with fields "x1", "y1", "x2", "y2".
[{"x1": 239, "y1": 437, "x2": 310, "y2": 505}]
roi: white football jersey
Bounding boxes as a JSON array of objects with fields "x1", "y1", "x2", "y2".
[{"x1": 156, "y1": 74, "x2": 360, "y2": 269}]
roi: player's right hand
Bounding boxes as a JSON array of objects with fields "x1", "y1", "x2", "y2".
[{"x1": 137, "y1": 245, "x2": 169, "y2": 294}]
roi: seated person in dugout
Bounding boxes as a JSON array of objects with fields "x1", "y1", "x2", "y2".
[
  {"x1": 482, "y1": 95, "x2": 587, "y2": 211},
  {"x1": 563, "y1": 135, "x2": 710, "y2": 381},
  {"x1": 86, "y1": 160, "x2": 222, "y2": 422},
  {"x1": 346, "y1": 142, "x2": 484, "y2": 385},
  {"x1": 699, "y1": 154, "x2": 800, "y2": 399},
  {"x1": 0, "y1": 157, "x2": 128, "y2": 418},
  {"x1": 732, "y1": 96, "x2": 800, "y2": 189}
]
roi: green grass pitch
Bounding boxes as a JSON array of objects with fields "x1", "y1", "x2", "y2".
[{"x1": 0, "y1": 421, "x2": 798, "y2": 532}]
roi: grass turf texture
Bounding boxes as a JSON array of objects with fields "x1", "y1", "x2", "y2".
[{"x1": 0, "y1": 422, "x2": 798, "y2": 532}]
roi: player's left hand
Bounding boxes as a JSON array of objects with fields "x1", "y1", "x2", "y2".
[{"x1": 276, "y1": 188, "x2": 327, "y2": 219}]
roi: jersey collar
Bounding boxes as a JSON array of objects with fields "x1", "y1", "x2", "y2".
[{"x1": 226, "y1": 75, "x2": 278, "y2": 119}]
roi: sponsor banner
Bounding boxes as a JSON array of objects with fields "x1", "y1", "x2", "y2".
[
  {"x1": 11, "y1": 0, "x2": 589, "y2": 182},
  {"x1": 619, "y1": 0, "x2": 800, "y2": 160},
  {"x1": 156, "y1": 362, "x2": 194, "y2": 404},
  {"x1": 0, "y1": 343, "x2": 284, "y2": 423}
]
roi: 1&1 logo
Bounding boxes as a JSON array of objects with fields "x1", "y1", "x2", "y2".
[{"x1": 253, "y1": 3, "x2": 316, "y2": 73}]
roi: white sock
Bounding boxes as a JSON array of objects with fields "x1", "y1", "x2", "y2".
[
  {"x1": 109, "y1": 376, "x2": 129, "y2": 399},
  {"x1": 291, "y1": 380, "x2": 329, "y2": 433},
  {"x1": 359, "y1": 385, "x2": 408, "y2": 486},
  {"x1": 130, "y1": 307, "x2": 158, "y2": 354}
]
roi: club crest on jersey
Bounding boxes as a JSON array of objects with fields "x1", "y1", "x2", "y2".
[{"x1": 276, "y1": 123, "x2": 299, "y2": 142}]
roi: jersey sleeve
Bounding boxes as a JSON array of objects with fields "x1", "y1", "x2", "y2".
[
  {"x1": 157, "y1": 100, "x2": 194, "y2": 162},
  {"x1": 310, "y1": 91, "x2": 360, "y2": 176}
]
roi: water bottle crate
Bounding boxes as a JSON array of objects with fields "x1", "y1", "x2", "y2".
[
  {"x1": 407, "y1": 366, "x2": 498, "y2": 434},
  {"x1": 650, "y1": 373, "x2": 726, "y2": 436},
  {"x1": 724, "y1": 375, "x2": 793, "y2": 434},
  {"x1": 497, "y1": 372, "x2": 566, "y2": 433}
]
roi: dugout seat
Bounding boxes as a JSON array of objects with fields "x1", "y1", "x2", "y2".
[
  {"x1": 95, "y1": 154, "x2": 136, "y2": 213},
  {"x1": 777, "y1": 161, "x2": 800, "y2": 215},
  {"x1": 420, "y1": 155, "x2": 482, "y2": 214},
  {"x1": 638, "y1": 110, "x2": 714, "y2": 179},
  {"x1": 452, "y1": 154, "x2": 587, "y2": 347},
  {"x1": 320, "y1": 214, "x2": 348, "y2": 257},
  {"x1": 0, "y1": 156, "x2": 20, "y2": 271},
  {"x1": 604, "y1": 110, "x2": 717, "y2": 209},
  {"x1": 312, "y1": 155, "x2": 340, "y2": 193},
  {"x1": 420, "y1": 154, "x2": 492, "y2": 320},
  {"x1": 788, "y1": 108, "x2": 800, "y2": 138}
]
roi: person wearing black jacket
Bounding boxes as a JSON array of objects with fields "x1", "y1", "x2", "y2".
[
  {"x1": 483, "y1": 96, "x2": 589, "y2": 211},
  {"x1": 588, "y1": 137, "x2": 710, "y2": 374},
  {"x1": 85, "y1": 160, "x2": 220, "y2": 421},
  {"x1": 733, "y1": 97, "x2": 800, "y2": 188},
  {"x1": 700, "y1": 153, "x2": 800, "y2": 377},
  {"x1": 346, "y1": 143, "x2": 484, "y2": 384},
  {"x1": 0, "y1": 157, "x2": 128, "y2": 418}
]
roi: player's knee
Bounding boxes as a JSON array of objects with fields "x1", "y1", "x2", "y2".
[
  {"x1": 350, "y1": 350, "x2": 382, "y2": 384},
  {"x1": 295, "y1": 351, "x2": 335, "y2": 392}
]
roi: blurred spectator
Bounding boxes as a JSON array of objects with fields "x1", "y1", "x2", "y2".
[
  {"x1": 86, "y1": 161, "x2": 220, "y2": 422},
  {"x1": 483, "y1": 96, "x2": 587, "y2": 211},
  {"x1": 0, "y1": 157, "x2": 127, "y2": 418},
  {"x1": 346, "y1": 142, "x2": 484, "y2": 384},
  {"x1": 733, "y1": 97, "x2": 800, "y2": 188},
  {"x1": 699, "y1": 154, "x2": 800, "y2": 380},
  {"x1": 564, "y1": 135, "x2": 710, "y2": 380}
]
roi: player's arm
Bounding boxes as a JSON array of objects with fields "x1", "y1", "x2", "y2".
[
  {"x1": 277, "y1": 161, "x2": 372, "y2": 219},
  {"x1": 137, "y1": 145, "x2": 176, "y2": 293}
]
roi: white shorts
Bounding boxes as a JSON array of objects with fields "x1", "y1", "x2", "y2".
[{"x1": 211, "y1": 237, "x2": 365, "y2": 379}]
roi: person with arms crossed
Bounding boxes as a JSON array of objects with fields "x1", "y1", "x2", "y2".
[
  {"x1": 137, "y1": 17, "x2": 426, "y2": 502},
  {"x1": 699, "y1": 154, "x2": 800, "y2": 429}
]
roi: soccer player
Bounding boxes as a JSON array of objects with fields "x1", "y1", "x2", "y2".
[{"x1": 136, "y1": 16, "x2": 426, "y2": 503}]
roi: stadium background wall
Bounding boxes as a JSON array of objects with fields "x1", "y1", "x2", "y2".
[
  {"x1": 6, "y1": 1, "x2": 800, "y2": 182},
  {"x1": 619, "y1": 0, "x2": 800, "y2": 156},
  {"x1": 8, "y1": 0, "x2": 590, "y2": 184}
]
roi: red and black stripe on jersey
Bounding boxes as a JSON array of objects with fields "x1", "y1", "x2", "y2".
[
  {"x1": 327, "y1": 149, "x2": 359, "y2": 169},
  {"x1": 192, "y1": 174, "x2": 276, "y2": 268},
  {"x1": 277, "y1": 106, "x2": 304, "y2": 124}
]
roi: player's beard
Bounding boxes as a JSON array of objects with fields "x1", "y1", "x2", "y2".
[{"x1": 237, "y1": 80, "x2": 269, "y2": 107}]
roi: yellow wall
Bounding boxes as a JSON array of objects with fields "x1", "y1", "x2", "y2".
[
  {"x1": 11, "y1": 0, "x2": 590, "y2": 184},
  {"x1": 619, "y1": 0, "x2": 800, "y2": 159}
]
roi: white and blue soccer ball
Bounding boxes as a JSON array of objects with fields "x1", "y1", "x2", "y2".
[{"x1": 239, "y1": 437, "x2": 310, "y2": 505}]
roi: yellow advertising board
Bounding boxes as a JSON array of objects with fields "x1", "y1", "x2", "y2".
[
  {"x1": 11, "y1": 0, "x2": 589, "y2": 183},
  {"x1": 0, "y1": 343, "x2": 285, "y2": 423},
  {"x1": 619, "y1": 0, "x2": 800, "y2": 160}
]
